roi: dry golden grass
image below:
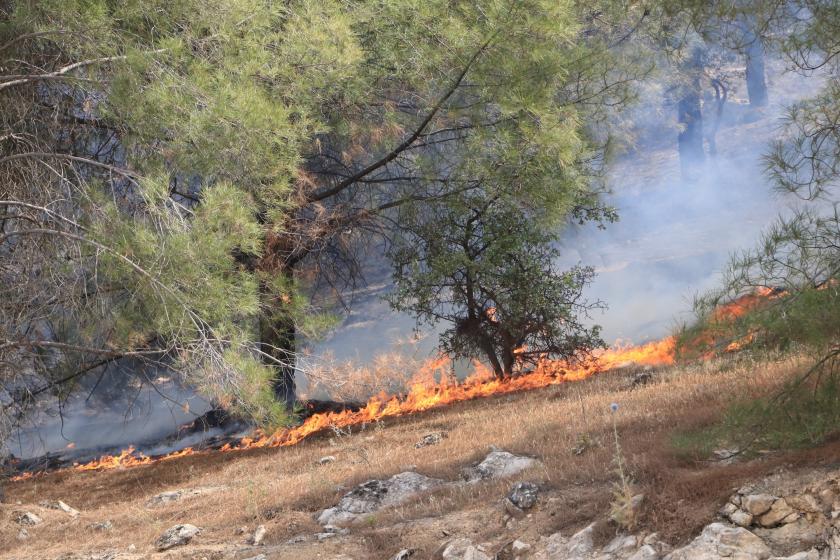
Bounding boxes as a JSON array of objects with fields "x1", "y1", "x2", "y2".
[{"x1": 1, "y1": 351, "x2": 831, "y2": 560}]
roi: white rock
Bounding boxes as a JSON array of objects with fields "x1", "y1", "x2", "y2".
[
  {"x1": 319, "y1": 455, "x2": 336, "y2": 465},
  {"x1": 41, "y1": 500, "x2": 80, "y2": 517},
  {"x1": 628, "y1": 545, "x2": 660, "y2": 560},
  {"x1": 243, "y1": 555, "x2": 267, "y2": 560},
  {"x1": 512, "y1": 540, "x2": 531, "y2": 553},
  {"x1": 742, "y1": 495, "x2": 776, "y2": 517},
  {"x1": 604, "y1": 534, "x2": 637, "y2": 554},
  {"x1": 730, "y1": 510, "x2": 754, "y2": 527},
  {"x1": 250, "y1": 524, "x2": 266, "y2": 545},
  {"x1": 391, "y1": 550, "x2": 415, "y2": 560},
  {"x1": 664, "y1": 523, "x2": 771, "y2": 560},
  {"x1": 462, "y1": 451, "x2": 540, "y2": 482},
  {"x1": 15, "y1": 512, "x2": 42, "y2": 526},
  {"x1": 567, "y1": 523, "x2": 596, "y2": 556},
  {"x1": 16, "y1": 528, "x2": 29, "y2": 541},
  {"x1": 768, "y1": 551, "x2": 819, "y2": 560},
  {"x1": 758, "y1": 499, "x2": 797, "y2": 527},
  {"x1": 154, "y1": 524, "x2": 200, "y2": 551},
  {"x1": 317, "y1": 471, "x2": 445, "y2": 525}
]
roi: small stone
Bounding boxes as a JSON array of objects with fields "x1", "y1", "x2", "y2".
[
  {"x1": 628, "y1": 545, "x2": 659, "y2": 560},
  {"x1": 720, "y1": 502, "x2": 738, "y2": 517},
  {"x1": 90, "y1": 520, "x2": 113, "y2": 531},
  {"x1": 391, "y1": 550, "x2": 415, "y2": 560},
  {"x1": 127, "y1": 544, "x2": 136, "y2": 552},
  {"x1": 567, "y1": 523, "x2": 595, "y2": 556},
  {"x1": 729, "y1": 510, "x2": 753, "y2": 527},
  {"x1": 317, "y1": 532, "x2": 337, "y2": 541},
  {"x1": 318, "y1": 455, "x2": 336, "y2": 465},
  {"x1": 286, "y1": 535, "x2": 308, "y2": 544},
  {"x1": 242, "y1": 555, "x2": 267, "y2": 560},
  {"x1": 155, "y1": 524, "x2": 200, "y2": 551},
  {"x1": 17, "y1": 528, "x2": 29, "y2": 541},
  {"x1": 15, "y1": 512, "x2": 42, "y2": 526},
  {"x1": 41, "y1": 500, "x2": 80, "y2": 517},
  {"x1": 250, "y1": 524, "x2": 266, "y2": 545},
  {"x1": 503, "y1": 498, "x2": 526, "y2": 519},
  {"x1": 742, "y1": 494, "x2": 776, "y2": 516},
  {"x1": 415, "y1": 431, "x2": 448, "y2": 448},
  {"x1": 511, "y1": 539, "x2": 530, "y2": 553},
  {"x1": 507, "y1": 482, "x2": 539, "y2": 510}
]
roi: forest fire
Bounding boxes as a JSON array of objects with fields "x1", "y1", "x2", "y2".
[{"x1": 9, "y1": 289, "x2": 780, "y2": 482}]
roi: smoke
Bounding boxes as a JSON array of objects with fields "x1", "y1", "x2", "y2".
[
  {"x1": 4, "y1": 54, "x2": 826, "y2": 462},
  {"x1": 2, "y1": 362, "x2": 214, "y2": 460}
]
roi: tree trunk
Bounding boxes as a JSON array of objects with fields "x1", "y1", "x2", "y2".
[
  {"x1": 677, "y1": 83, "x2": 704, "y2": 180},
  {"x1": 745, "y1": 38, "x2": 768, "y2": 108},
  {"x1": 259, "y1": 279, "x2": 297, "y2": 411},
  {"x1": 481, "y1": 340, "x2": 505, "y2": 379}
]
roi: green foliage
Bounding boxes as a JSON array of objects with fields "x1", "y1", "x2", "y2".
[
  {"x1": 387, "y1": 194, "x2": 606, "y2": 378},
  {"x1": 672, "y1": 373, "x2": 840, "y2": 459}
]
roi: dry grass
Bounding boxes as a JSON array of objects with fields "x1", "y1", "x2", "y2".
[{"x1": 0, "y1": 351, "x2": 830, "y2": 559}]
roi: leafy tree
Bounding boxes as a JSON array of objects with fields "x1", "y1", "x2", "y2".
[
  {"x1": 1, "y1": 0, "x2": 652, "y2": 445},
  {"x1": 387, "y1": 194, "x2": 606, "y2": 378}
]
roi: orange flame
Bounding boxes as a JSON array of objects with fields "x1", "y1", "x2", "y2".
[{"x1": 11, "y1": 337, "x2": 675, "y2": 480}]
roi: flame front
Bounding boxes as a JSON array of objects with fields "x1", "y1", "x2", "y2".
[{"x1": 10, "y1": 337, "x2": 675, "y2": 480}]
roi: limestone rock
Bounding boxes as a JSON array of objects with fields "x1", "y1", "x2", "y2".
[
  {"x1": 90, "y1": 521, "x2": 113, "y2": 531},
  {"x1": 318, "y1": 455, "x2": 336, "y2": 465},
  {"x1": 250, "y1": 524, "x2": 266, "y2": 545},
  {"x1": 154, "y1": 524, "x2": 200, "y2": 551},
  {"x1": 603, "y1": 534, "x2": 638, "y2": 555},
  {"x1": 507, "y1": 482, "x2": 539, "y2": 510},
  {"x1": 318, "y1": 471, "x2": 445, "y2": 525},
  {"x1": 40, "y1": 500, "x2": 80, "y2": 517},
  {"x1": 15, "y1": 511, "x2": 43, "y2": 526},
  {"x1": 742, "y1": 495, "x2": 776, "y2": 517},
  {"x1": 664, "y1": 523, "x2": 771, "y2": 560},
  {"x1": 441, "y1": 538, "x2": 491, "y2": 560},
  {"x1": 768, "y1": 551, "x2": 819, "y2": 560},
  {"x1": 758, "y1": 499, "x2": 798, "y2": 527},
  {"x1": 415, "y1": 431, "x2": 448, "y2": 448},
  {"x1": 730, "y1": 510, "x2": 754, "y2": 528},
  {"x1": 145, "y1": 486, "x2": 224, "y2": 507},
  {"x1": 754, "y1": 517, "x2": 829, "y2": 555},
  {"x1": 628, "y1": 544, "x2": 660, "y2": 560},
  {"x1": 391, "y1": 549, "x2": 415, "y2": 560},
  {"x1": 463, "y1": 451, "x2": 540, "y2": 482}
]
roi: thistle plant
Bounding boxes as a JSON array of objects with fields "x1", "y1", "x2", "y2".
[{"x1": 609, "y1": 403, "x2": 638, "y2": 529}]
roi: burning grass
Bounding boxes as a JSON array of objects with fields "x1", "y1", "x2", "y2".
[{"x1": 1, "y1": 350, "x2": 823, "y2": 559}]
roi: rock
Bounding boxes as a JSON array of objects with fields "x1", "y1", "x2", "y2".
[
  {"x1": 664, "y1": 523, "x2": 770, "y2": 560},
  {"x1": 15, "y1": 511, "x2": 43, "y2": 526},
  {"x1": 512, "y1": 540, "x2": 531, "y2": 553},
  {"x1": 17, "y1": 528, "x2": 29, "y2": 541},
  {"x1": 721, "y1": 502, "x2": 739, "y2": 517},
  {"x1": 507, "y1": 482, "x2": 539, "y2": 510},
  {"x1": 286, "y1": 535, "x2": 308, "y2": 544},
  {"x1": 754, "y1": 517, "x2": 828, "y2": 555},
  {"x1": 317, "y1": 471, "x2": 445, "y2": 525},
  {"x1": 768, "y1": 551, "x2": 819, "y2": 560},
  {"x1": 243, "y1": 556, "x2": 267, "y2": 560},
  {"x1": 730, "y1": 510, "x2": 754, "y2": 527},
  {"x1": 318, "y1": 455, "x2": 336, "y2": 465},
  {"x1": 127, "y1": 544, "x2": 136, "y2": 552},
  {"x1": 628, "y1": 544, "x2": 660, "y2": 560},
  {"x1": 391, "y1": 550, "x2": 415, "y2": 560},
  {"x1": 758, "y1": 499, "x2": 797, "y2": 527},
  {"x1": 504, "y1": 498, "x2": 526, "y2": 519},
  {"x1": 415, "y1": 431, "x2": 448, "y2": 448},
  {"x1": 440, "y1": 539, "x2": 490, "y2": 560},
  {"x1": 785, "y1": 494, "x2": 821, "y2": 514},
  {"x1": 90, "y1": 520, "x2": 113, "y2": 531},
  {"x1": 41, "y1": 500, "x2": 80, "y2": 517},
  {"x1": 146, "y1": 486, "x2": 223, "y2": 507},
  {"x1": 566, "y1": 523, "x2": 596, "y2": 556},
  {"x1": 742, "y1": 495, "x2": 776, "y2": 517},
  {"x1": 317, "y1": 532, "x2": 337, "y2": 541},
  {"x1": 462, "y1": 451, "x2": 540, "y2": 482},
  {"x1": 603, "y1": 534, "x2": 638, "y2": 554},
  {"x1": 250, "y1": 524, "x2": 266, "y2": 545},
  {"x1": 154, "y1": 524, "x2": 200, "y2": 551}
]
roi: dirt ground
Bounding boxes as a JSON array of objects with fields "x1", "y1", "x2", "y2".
[{"x1": 3, "y1": 351, "x2": 838, "y2": 560}]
